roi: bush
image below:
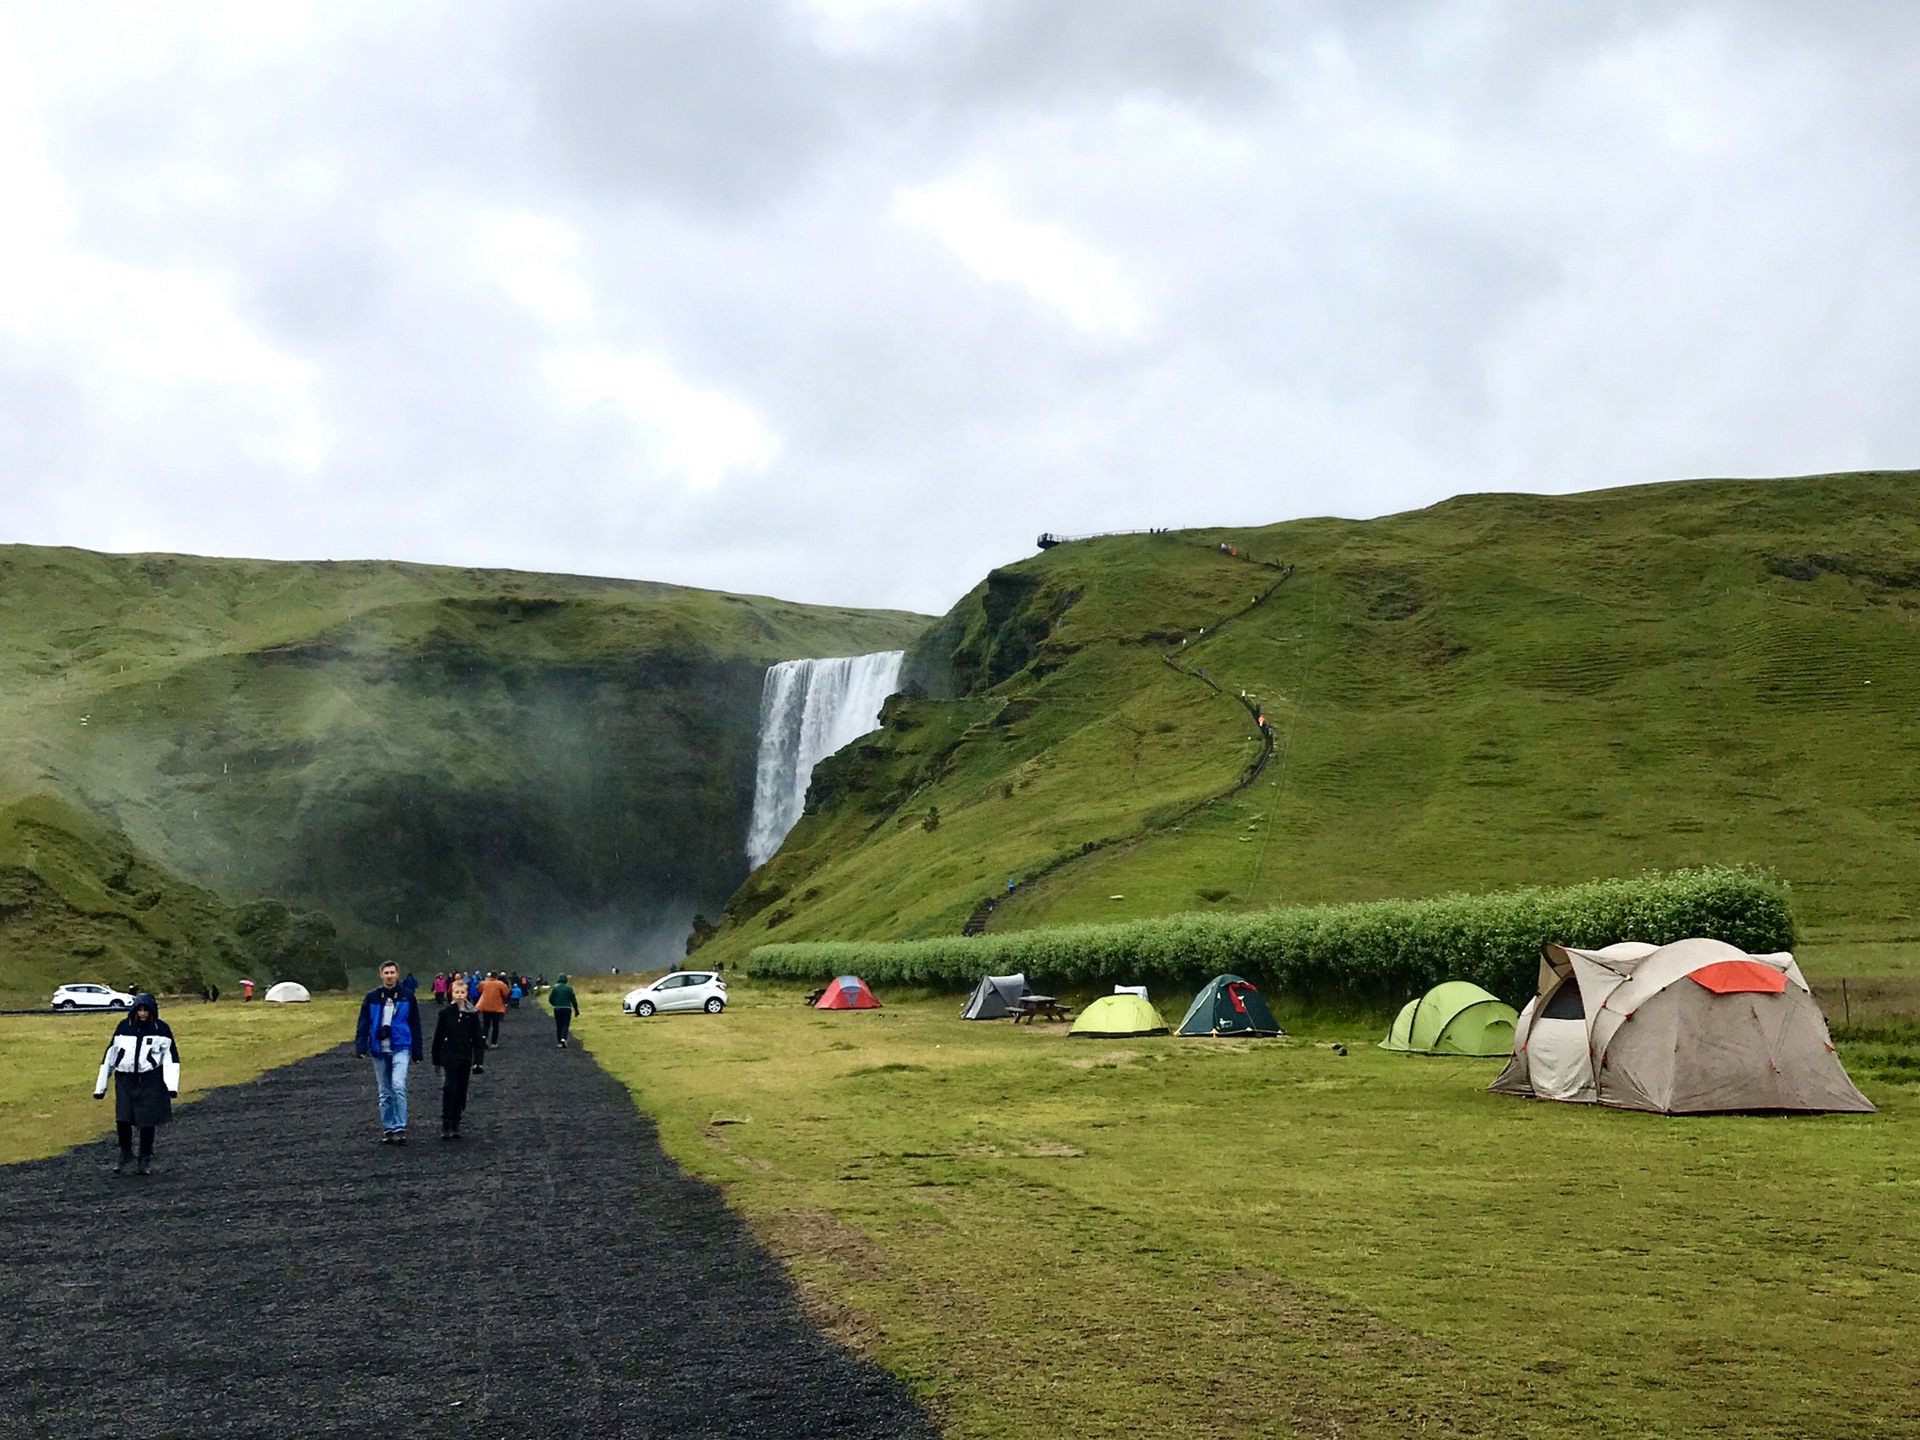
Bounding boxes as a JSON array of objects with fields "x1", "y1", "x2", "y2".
[{"x1": 743, "y1": 868, "x2": 1794, "y2": 1005}]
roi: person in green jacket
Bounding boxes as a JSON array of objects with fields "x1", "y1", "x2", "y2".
[{"x1": 549, "y1": 975, "x2": 580, "y2": 1049}]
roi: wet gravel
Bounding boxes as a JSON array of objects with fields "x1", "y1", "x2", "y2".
[{"x1": 0, "y1": 1009, "x2": 938, "y2": 1439}]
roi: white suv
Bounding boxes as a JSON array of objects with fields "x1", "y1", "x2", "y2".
[
  {"x1": 51, "y1": 983, "x2": 134, "y2": 1012},
  {"x1": 623, "y1": 971, "x2": 728, "y2": 1017}
]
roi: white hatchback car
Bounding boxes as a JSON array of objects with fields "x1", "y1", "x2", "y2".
[
  {"x1": 51, "y1": 983, "x2": 134, "y2": 1012},
  {"x1": 623, "y1": 971, "x2": 728, "y2": 1017}
]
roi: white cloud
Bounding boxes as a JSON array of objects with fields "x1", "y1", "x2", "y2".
[
  {"x1": 892, "y1": 177, "x2": 1146, "y2": 336},
  {"x1": 0, "y1": 11, "x2": 326, "y2": 477},
  {"x1": 795, "y1": 0, "x2": 967, "y2": 55},
  {"x1": 473, "y1": 212, "x2": 594, "y2": 326},
  {"x1": 545, "y1": 347, "x2": 779, "y2": 490},
  {"x1": 3, "y1": 2, "x2": 1920, "y2": 611}
]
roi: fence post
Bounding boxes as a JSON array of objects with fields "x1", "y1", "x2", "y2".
[{"x1": 1842, "y1": 977, "x2": 1850, "y2": 1028}]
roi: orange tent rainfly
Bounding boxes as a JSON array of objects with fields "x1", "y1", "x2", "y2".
[{"x1": 813, "y1": 976, "x2": 881, "y2": 1010}]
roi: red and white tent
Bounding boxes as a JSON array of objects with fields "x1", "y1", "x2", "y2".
[{"x1": 813, "y1": 975, "x2": 881, "y2": 1010}]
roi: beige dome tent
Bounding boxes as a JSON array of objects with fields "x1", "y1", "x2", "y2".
[
  {"x1": 1489, "y1": 938, "x2": 1873, "y2": 1114},
  {"x1": 265, "y1": 981, "x2": 311, "y2": 1004}
]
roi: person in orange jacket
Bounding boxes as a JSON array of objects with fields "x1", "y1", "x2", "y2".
[{"x1": 475, "y1": 972, "x2": 511, "y2": 1046}]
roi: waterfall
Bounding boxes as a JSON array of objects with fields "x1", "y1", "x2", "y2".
[{"x1": 746, "y1": 651, "x2": 905, "y2": 868}]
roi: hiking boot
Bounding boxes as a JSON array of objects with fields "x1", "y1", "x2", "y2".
[
  {"x1": 380, "y1": 1132, "x2": 394, "y2": 1144},
  {"x1": 391, "y1": 1131, "x2": 407, "y2": 1145},
  {"x1": 113, "y1": 1153, "x2": 130, "y2": 1176},
  {"x1": 448, "y1": 1129, "x2": 462, "y2": 1141},
  {"x1": 135, "y1": 1156, "x2": 152, "y2": 1176}
]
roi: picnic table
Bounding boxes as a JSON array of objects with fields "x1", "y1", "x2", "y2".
[{"x1": 1010, "y1": 995, "x2": 1072, "y2": 1024}]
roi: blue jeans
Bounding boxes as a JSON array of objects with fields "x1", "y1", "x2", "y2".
[{"x1": 370, "y1": 1052, "x2": 411, "y2": 1132}]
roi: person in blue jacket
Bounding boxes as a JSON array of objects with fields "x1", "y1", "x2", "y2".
[{"x1": 354, "y1": 961, "x2": 424, "y2": 1144}]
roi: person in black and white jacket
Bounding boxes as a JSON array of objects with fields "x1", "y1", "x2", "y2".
[{"x1": 94, "y1": 993, "x2": 180, "y2": 1176}]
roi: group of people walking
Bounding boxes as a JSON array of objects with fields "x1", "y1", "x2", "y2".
[
  {"x1": 353, "y1": 962, "x2": 583, "y2": 1142},
  {"x1": 93, "y1": 963, "x2": 587, "y2": 1170}
]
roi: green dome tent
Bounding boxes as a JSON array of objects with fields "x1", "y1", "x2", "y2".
[
  {"x1": 1381, "y1": 981, "x2": 1517, "y2": 1056},
  {"x1": 1177, "y1": 975, "x2": 1282, "y2": 1037},
  {"x1": 1070, "y1": 993, "x2": 1169, "y2": 1038}
]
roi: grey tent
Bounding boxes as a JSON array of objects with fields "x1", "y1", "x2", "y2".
[
  {"x1": 1489, "y1": 937, "x2": 1874, "y2": 1114},
  {"x1": 961, "y1": 973, "x2": 1031, "y2": 1021}
]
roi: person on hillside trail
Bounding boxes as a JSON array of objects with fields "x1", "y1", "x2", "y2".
[
  {"x1": 475, "y1": 973, "x2": 510, "y2": 1045},
  {"x1": 549, "y1": 975, "x2": 580, "y2": 1049},
  {"x1": 355, "y1": 962, "x2": 424, "y2": 1144},
  {"x1": 430, "y1": 977, "x2": 487, "y2": 1140},
  {"x1": 94, "y1": 993, "x2": 179, "y2": 1176}
]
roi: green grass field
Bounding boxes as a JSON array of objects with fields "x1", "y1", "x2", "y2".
[
  {"x1": 0, "y1": 997, "x2": 356, "y2": 1165},
  {"x1": 577, "y1": 975, "x2": 1920, "y2": 1439}
]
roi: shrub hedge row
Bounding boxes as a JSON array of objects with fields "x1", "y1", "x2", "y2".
[{"x1": 743, "y1": 868, "x2": 1795, "y2": 1004}]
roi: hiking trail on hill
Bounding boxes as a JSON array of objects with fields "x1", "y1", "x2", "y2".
[{"x1": 0, "y1": 1009, "x2": 937, "y2": 1439}]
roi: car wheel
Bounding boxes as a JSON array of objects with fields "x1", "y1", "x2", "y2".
[
  {"x1": 54, "y1": 1000, "x2": 73, "y2": 1011},
  {"x1": 636, "y1": 1000, "x2": 655, "y2": 1017},
  {"x1": 704, "y1": 997, "x2": 725, "y2": 1014},
  {"x1": 111, "y1": 1000, "x2": 128, "y2": 1010}
]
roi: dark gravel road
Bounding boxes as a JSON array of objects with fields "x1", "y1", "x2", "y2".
[{"x1": 0, "y1": 1009, "x2": 938, "y2": 1439}]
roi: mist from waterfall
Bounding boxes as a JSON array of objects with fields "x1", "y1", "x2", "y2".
[{"x1": 746, "y1": 651, "x2": 904, "y2": 868}]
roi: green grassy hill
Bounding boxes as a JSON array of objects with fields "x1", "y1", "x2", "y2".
[
  {"x1": 709, "y1": 470, "x2": 1920, "y2": 965},
  {"x1": 0, "y1": 792, "x2": 340, "y2": 1005},
  {"x1": 0, "y1": 547, "x2": 927, "y2": 996}
]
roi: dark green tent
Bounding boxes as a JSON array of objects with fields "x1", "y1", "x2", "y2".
[{"x1": 1177, "y1": 974, "x2": 1283, "y2": 1037}]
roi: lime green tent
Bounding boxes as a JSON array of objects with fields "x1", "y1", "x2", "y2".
[
  {"x1": 1071, "y1": 993, "x2": 1169, "y2": 1038},
  {"x1": 1381, "y1": 981, "x2": 1517, "y2": 1056}
]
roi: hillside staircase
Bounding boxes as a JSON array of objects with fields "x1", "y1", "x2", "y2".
[{"x1": 961, "y1": 898, "x2": 998, "y2": 936}]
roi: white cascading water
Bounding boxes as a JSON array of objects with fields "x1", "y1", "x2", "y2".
[{"x1": 746, "y1": 651, "x2": 905, "y2": 868}]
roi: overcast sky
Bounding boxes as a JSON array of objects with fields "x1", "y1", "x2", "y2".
[{"x1": 1, "y1": 2, "x2": 1916, "y2": 615}]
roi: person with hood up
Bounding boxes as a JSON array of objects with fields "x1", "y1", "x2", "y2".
[
  {"x1": 474, "y1": 972, "x2": 511, "y2": 1046},
  {"x1": 430, "y1": 976, "x2": 487, "y2": 1140},
  {"x1": 354, "y1": 961, "x2": 424, "y2": 1143},
  {"x1": 94, "y1": 993, "x2": 180, "y2": 1176},
  {"x1": 548, "y1": 974, "x2": 580, "y2": 1049}
]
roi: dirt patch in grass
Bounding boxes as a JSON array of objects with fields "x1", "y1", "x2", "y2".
[
  {"x1": 759, "y1": 1206, "x2": 889, "y2": 1280},
  {"x1": 1220, "y1": 1269, "x2": 1454, "y2": 1362}
]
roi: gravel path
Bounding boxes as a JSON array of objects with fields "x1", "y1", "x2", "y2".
[{"x1": 0, "y1": 1008, "x2": 938, "y2": 1439}]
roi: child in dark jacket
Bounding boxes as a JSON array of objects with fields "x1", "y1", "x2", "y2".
[
  {"x1": 431, "y1": 977, "x2": 487, "y2": 1140},
  {"x1": 94, "y1": 993, "x2": 180, "y2": 1175}
]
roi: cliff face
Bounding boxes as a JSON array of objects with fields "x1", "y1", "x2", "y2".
[{"x1": 0, "y1": 547, "x2": 928, "y2": 990}]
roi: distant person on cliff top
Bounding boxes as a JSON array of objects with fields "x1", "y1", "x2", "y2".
[
  {"x1": 430, "y1": 977, "x2": 486, "y2": 1141},
  {"x1": 354, "y1": 962, "x2": 423, "y2": 1144},
  {"x1": 548, "y1": 975, "x2": 579, "y2": 1049},
  {"x1": 94, "y1": 992, "x2": 179, "y2": 1176},
  {"x1": 475, "y1": 973, "x2": 510, "y2": 1046}
]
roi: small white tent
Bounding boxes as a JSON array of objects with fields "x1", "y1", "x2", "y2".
[
  {"x1": 1490, "y1": 938, "x2": 1873, "y2": 1114},
  {"x1": 265, "y1": 981, "x2": 311, "y2": 1004}
]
